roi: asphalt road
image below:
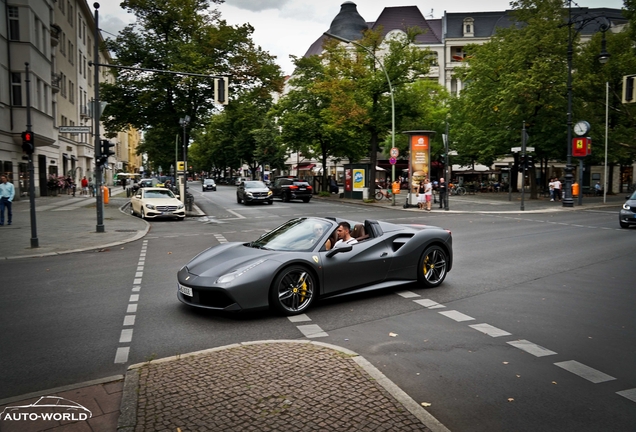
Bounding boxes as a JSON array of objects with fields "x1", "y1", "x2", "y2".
[{"x1": 1, "y1": 184, "x2": 634, "y2": 431}]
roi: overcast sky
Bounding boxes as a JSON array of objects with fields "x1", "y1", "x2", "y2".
[{"x1": 98, "y1": 0, "x2": 625, "y2": 76}]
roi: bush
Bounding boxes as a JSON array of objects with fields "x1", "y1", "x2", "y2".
[{"x1": 318, "y1": 191, "x2": 331, "y2": 197}]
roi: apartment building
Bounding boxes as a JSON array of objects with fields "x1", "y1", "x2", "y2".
[{"x1": 0, "y1": 0, "x2": 131, "y2": 199}]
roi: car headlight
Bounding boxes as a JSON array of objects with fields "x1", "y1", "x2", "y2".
[
  {"x1": 216, "y1": 259, "x2": 266, "y2": 284},
  {"x1": 246, "y1": 192, "x2": 253, "y2": 197},
  {"x1": 268, "y1": 190, "x2": 273, "y2": 196},
  {"x1": 178, "y1": 203, "x2": 185, "y2": 209},
  {"x1": 623, "y1": 203, "x2": 631, "y2": 210},
  {"x1": 145, "y1": 203, "x2": 156, "y2": 209}
]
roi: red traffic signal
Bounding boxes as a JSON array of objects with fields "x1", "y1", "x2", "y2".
[{"x1": 21, "y1": 131, "x2": 35, "y2": 154}]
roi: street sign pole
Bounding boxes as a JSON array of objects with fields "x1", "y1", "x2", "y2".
[
  {"x1": 93, "y1": 4, "x2": 104, "y2": 232},
  {"x1": 521, "y1": 121, "x2": 527, "y2": 211},
  {"x1": 24, "y1": 63, "x2": 39, "y2": 248}
]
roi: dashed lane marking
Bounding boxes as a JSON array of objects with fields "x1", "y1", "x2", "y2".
[
  {"x1": 617, "y1": 388, "x2": 636, "y2": 403},
  {"x1": 469, "y1": 323, "x2": 512, "y2": 338},
  {"x1": 413, "y1": 298, "x2": 445, "y2": 309},
  {"x1": 554, "y1": 360, "x2": 616, "y2": 383},
  {"x1": 297, "y1": 324, "x2": 329, "y2": 338},
  {"x1": 396, "y1": 290, "x2": 420, "y2": 298},
  {"x1": 439, "y1": 310, "x2": 475, "y2": 322},
  {"x1": 287, "y1": 314, "x2": 312, "y2": 323},
  {"x1": 507, "y1": 339, "x2": 557, "y2": 357}
]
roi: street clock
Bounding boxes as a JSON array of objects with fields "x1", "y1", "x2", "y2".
[{"x1": 573, "y1": 120, "x2": 590, "y2": 137}]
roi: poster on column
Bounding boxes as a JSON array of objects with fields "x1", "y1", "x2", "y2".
[
  {"x1": 410, "y1": 135, "x2": 430, "y2": 190},
  {"x1": 352, "y1": 169, "x2": 365, "y2": 191}
]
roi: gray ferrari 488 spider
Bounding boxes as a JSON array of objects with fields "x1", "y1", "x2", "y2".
[{"x1": 177, "y1": 217, "x2": 452, "y2": 316}]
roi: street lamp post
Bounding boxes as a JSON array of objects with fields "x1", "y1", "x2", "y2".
[
  {"x1": 323, "y1": 32, "x2": 396, "y2": 206},
  {"x1": 563, "y1": 1, "x2": 610, "y2": 207},
  {"x1": 179, "y1": 116, "x2": 190, "y2": 203}
]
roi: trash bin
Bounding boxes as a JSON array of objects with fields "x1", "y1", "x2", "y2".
[
  {"x1": 572, "y1": 182, "x2": 579, "y2": 197},
  {"x1": 362, "y1": 187, "x2": 370, "y2": 200},
  {"x1": 102, "y1": 186, "x2": 109, "y2": 204}
]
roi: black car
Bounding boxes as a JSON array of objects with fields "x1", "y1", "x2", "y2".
[
  {"x1": 619, "y1": 191, "x2": 636, "y2": 228},
  {"x1": 202, "y1": 178, "x2": 217, "y2": 192},
  {"x1": 177, "y1": 217, "x2": 453, "y2": 315},
  {"x1": 271, "y1": 176, "x2": 313, "y2": 203},
  {"x1": 237, "y1": 180, "x2": 273, "y2": 205}
]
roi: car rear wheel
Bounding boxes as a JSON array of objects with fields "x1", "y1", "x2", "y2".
[
  {"x1": 269, "y1": 266, "x2": 316, "y2": 315},
  {"x1": 302, "y1": 197, "x2": 311, "y2": 203},
  {"x1": 417, "y1": 245, "x2": 448, "y2": 288},
  {"x1": 282, "y1": 192, "x2": 290, "y2": 202},
  {"x1": 130, "y1": 205, "x2": 136, "y2": 217}
]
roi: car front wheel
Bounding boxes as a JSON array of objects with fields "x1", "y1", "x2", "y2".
[
  {"x1": 269, "y1": 266, "x2": 316, "y2": 315},
  {"x1": 141, "y1": 208, "x2": 147, "y2": 220},
  {"x1": 417, "y1": 245, "x2": 448, "y2": 288},
  {"x1": 620, "y1": 220, "x2": 629, "y2": 228},
  {"x1": 237, "y1": 194, "x2": 242, "y2": 204}
]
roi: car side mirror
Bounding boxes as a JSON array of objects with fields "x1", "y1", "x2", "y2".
[
  {"x1": 326, "y1": 244, "x2": 353, "y2": 257},
  {"x1": 175, "y1": 195, "x2": 180, "y2": 199},
  {"x1": 135, "y1": 194, "x2": 141, "y2": 199}
]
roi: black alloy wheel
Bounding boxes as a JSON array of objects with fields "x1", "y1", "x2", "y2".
[
  {"x1": 269, "y1": 266, "x2": 316, "y2": 315},
  {"x1": 417, "y1": 245, "x2": 448, "y2": 288}
]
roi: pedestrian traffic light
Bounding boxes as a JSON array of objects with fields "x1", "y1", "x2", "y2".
[
  {"x1": 98, "y1": 139, "x2": 115, "y2": 166},
  {"x1": 518, "y1": 154, "x2": 526, "y2": 170},
  {"x1": 21, "y1": 131, "x2": 35, "y2": 154},
  {"x1": 623, "y1": 74, "x2": 635, "y2": 104}
]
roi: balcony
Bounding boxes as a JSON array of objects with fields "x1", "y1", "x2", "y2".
[
  {"x1": 50, "y1": 24, "x2": 61, "y2": 47},
  {"x1": 51, "y1": 72, "x2": 61, "y2": 93}
]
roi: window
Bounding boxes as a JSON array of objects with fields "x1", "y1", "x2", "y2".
[
  {"x1": 11, "y1": 73, "x2": 22, "y2": 106},
  {"x1": 79, "y1": 50, "x2": 83, "y2": 75},
  {"x1": 68, "y1": 42, "x2": 74, "y2": 65},
  {"x1": 8, "y1": 6, "x2": 20, "y2": 41},
  {"x1": 60, "y1": 32, "x2": 66, "y2": 56},
  {"x1": 68, "y1": 3, "x2": 73, "y2": 26},
  {"x1": 59, "y1": 0, "x2": 64, "y2": 14},
  {"x1": 463, "y1": 18, "x2": 475, "y2": 37},
  {"x1": 69, "y1": 81, "x2": 75, "y2": 104},
  {"x1": 35, "y1": 19, "x2": 41, "y2": 50}
]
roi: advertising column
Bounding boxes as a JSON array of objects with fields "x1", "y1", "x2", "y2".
[{"x1": 402, "y1": 130, "x2": 435, "y2": 207}]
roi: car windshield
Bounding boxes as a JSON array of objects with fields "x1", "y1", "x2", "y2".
[
  {"x1": 204, "y1": 179, "x2": 215, "y2": 184},
  {"x1": 249, "y1": 218, "x2": 332, "y2": 251},
  {"x1": 144, "y1": 190, "x2": 175, "y2": 199},
  {"x1": 245, "y1": 181, "x2": 266, "y2": 188},
  {"x1": 630, "y1": 191, "x2": 636, "y2": 200}
]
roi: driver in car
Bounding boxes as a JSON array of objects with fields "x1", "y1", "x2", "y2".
[{"x1": 334, "y1": 222, "x2": 358, "y2": 247}]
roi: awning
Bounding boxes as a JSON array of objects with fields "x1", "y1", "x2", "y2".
[
  {"x1": 71, "y1": 155, "x2": 78, "y2": 161},
  {"x1": 63, "y1": 153, "x2": 69, "y2": 160},
  {"x1": 294, "y1": 163, "x2": 315, "y2": 170}
]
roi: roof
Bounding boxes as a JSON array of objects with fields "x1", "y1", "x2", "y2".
[
  {"x1": 371, "y1": 6, "x2": 442, "y2": 44},
  {"x1": 444, "y1": 10, "x2": 516, "y2": 39}
]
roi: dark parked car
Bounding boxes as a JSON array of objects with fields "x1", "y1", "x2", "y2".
[
  {"x1": 202, "y1": 178, "x2": 217, "y2": 192},
  {"x1": 177, "y1": 217, "x2": 453, "y2": 315},
  {"x1": 271, "y1": 176, "x2": 312, "y2": 203},
  {"x1": 237, "y1": 180, "x2": 273, "y2": 205},
  {"x1": 619, "y1": 191, "x2": 636, "y2": 228}
]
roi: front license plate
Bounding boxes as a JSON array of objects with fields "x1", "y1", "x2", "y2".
[{"x1": 179, "y1": 284, "x2": 193, "y2": 297}]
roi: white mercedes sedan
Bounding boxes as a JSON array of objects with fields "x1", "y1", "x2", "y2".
[{"x1": 130, "y1": 187, "x2": 185, "y2": 220}]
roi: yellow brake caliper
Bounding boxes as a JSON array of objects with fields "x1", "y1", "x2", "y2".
[{"x1": 297, "y1": 273, "x2": 307, "y2": 303}]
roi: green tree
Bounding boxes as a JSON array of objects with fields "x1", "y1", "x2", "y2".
[{"x1": 100, "y1": 0, "x2": 283, "y2": 170}]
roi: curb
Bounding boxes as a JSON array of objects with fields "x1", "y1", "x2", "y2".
[{"x1": 117, "y1": 340, "x2": 450, "y2": 432}]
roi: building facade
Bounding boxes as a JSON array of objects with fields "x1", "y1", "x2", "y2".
[{"x1": 0, "y1": 0, "x2": 127, "y2": 199}]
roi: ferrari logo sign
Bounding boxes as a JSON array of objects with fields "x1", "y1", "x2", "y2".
[{"x1": 572, "y1": 137, "x2": 591, "y2": 157}]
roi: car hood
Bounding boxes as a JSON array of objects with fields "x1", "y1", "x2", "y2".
[
  {"x1": 244, "y1": 187, "x2": 270, "y2": 193},
  {"x1": 185, "y1": 243, "x2": 281, "y2": 278},
  {"x1": 140, "y1": 197, "x2": 181, "y2": 205}
]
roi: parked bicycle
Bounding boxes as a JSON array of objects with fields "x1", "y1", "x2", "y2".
[
  {"x1": 375, "y1": 189, "x2": 392, "y2": 200},
  {"x1": 449, "y1": 184, "x2": 466, "y2": 196}
]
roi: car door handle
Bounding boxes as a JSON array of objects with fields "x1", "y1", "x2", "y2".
[{"x1": 380, "y1": 252, "x2": 388, "y2": 257}]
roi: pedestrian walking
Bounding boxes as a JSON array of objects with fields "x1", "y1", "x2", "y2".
[
  {"x1": 416, "y1": 181, "x2": 426, "y2": 210},
  {"x1": 553, "y1": 177, "x2": 562, "y2": 201},
  {"x1": 0, "y1": 174, "x2": 15, "y2": 226},
  {"x1": 81, "y1": 176, "x2": 89, "y2": 196},
  {"x1": 548, "y1": 178, "x2": 555, "y2": 201},
  {"x1": 438, "y1": 177, "x2": 447, "y2": 209}
]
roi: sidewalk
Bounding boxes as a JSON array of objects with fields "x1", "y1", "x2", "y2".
[{"x1": 0, "y1": 189, "x2": 624, "y2": 431}]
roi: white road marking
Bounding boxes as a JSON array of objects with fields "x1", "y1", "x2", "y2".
[
  {"x1": 414, "y1": 299, "x2": 445, "y2": 309},
  {"x1": 123, "y1": 315, "x2": 135, "y2": 326},
  {"x1": 288, "y1": 314, "x2": 311, "y2": 323},
  {"x1": 554, "y1": 360, "x2": 616, "y2": 383},
  {"x1": 127, "y1": 304, "x2": 138, "y2": 313},
  {"x1": 119, "y1": 329, "x2": 133, "y2": 343},
  {"x1": 439, "y1": 310, "x2": 475, "y2": 322},
  {"x1": 617, "y1": 388, "x2": 636, "y2": 403},
  {"x1": 132, "y1": 286, "x2": 140, "y2": 292},
  {"x1": 469, "y1": 323, "x2": 512, "y2": 337},
  {"x1": 133, "y1": 278, "x2": 142, "y2": 284},
  {"x1": 396, "y1": 290, "x2": 420, "y2": 298},
  {"x1": 114, "y1": 347, "x2": 130, "y2": 364},
  {"x1": 297, "y1": 324, "x2": 328, "y2": 338},
  {"x1": 507, "y1": 340, "x2": 557, "y2": 357},
  {"x1": 129, "y1": 294, "x2": 139, "y2": 302},
  {"x1": 135, "y1": 272, "x2": 143, "y2": 278},
  {"x1": 136, "y1": 266, "x2": 144, "y2": 272}
]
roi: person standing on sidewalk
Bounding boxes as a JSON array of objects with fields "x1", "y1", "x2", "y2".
[
  {"x1": 438, "y1": 178, "x2": 447, "y2": 209},
  {"x1": 0, "y1": 175, "x2": 15, "y2": 226},
  {"x1": 81, "y1": 176, "x2": 89, "y2": 196},
  {"x1": 553, "y1": 177, "x2": 562, "y2": 201},
  {"x1": 424, "y1": 178, "x2": 433, "y2": 211}
]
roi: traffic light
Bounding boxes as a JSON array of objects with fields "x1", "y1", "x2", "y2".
[
  {"x1": 21, "y1": 131, "x2": 35, "y2": 154},
  {"x1": 98, "y1": 139, "x2": 115, "y2": 166},
  {"x1": 214, "y1": 77, "x2": 229, "y2": 105},
  {"x1": 623, "y1": 75, "x2": 635, "y2": 104},
  {"x1": 518, "y1": 154, "x2": 526, "y2": 170},
  {"x1": 526, "y1": 155, "x2": 534, "y2": 169}
]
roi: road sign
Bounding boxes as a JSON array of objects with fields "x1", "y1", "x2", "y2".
[
  {"x1": 511, "y1": 146, "x2": 535, "y2": 152},
  {"x1": 390, "y1": 147, "x2": 399, "y2": 158},
  {"x1": 60, "y1": 126, "x2": 90, "y2": 134},
  {"x1": 389, "y1": 157, "x2": 397, "y2": 165}
]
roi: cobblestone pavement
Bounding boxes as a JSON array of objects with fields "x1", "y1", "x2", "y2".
[{"x1": 117, "y1": 341, "x2": 445, "y2": 432}]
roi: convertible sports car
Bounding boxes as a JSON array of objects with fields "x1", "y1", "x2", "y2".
[{"x1": 177, "y1": 217, "x2": 452, "y2": 315}]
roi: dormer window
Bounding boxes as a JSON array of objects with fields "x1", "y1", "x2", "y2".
[{"x1": 463, "y1": 18, "x2": 475, "y2": 37}]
